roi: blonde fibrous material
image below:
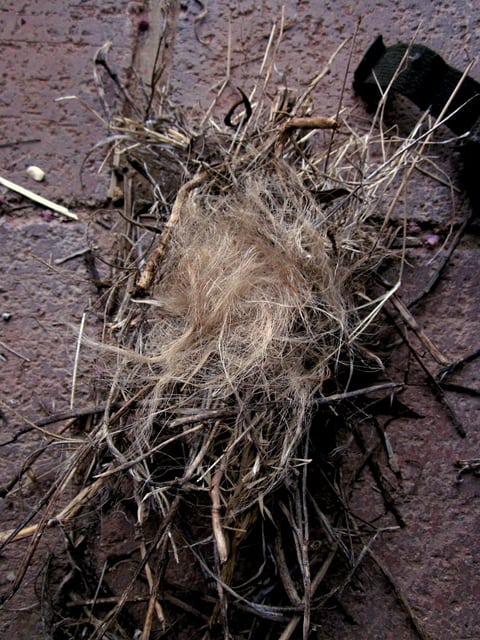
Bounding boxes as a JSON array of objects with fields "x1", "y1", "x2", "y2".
[{"x1": 107, "y1": 161, "x2": 385, "y2": 520}]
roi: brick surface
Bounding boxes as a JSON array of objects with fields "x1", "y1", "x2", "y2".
[
  {"x1": 0, "y1": 2, "x2": 142, "y2": 636},
  {"x1": 0, "y1": 0, "x2": 138, "y2": 204}
]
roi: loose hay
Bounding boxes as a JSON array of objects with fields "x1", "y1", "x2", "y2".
[{"x1": 0, "y1": 27, "x2": 448, "y2": 640}]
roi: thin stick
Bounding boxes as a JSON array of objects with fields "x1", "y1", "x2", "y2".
[
  {"x1": 0, "y1": 138, "x2": 41, "y2": 148},
  {"x1": 30, "y1": 403, "x2": 117, "y2": 428},
  {"x1": 191, "y1": 547, "x2": 296, "y2": 621},
  {"x1": 384, "y1": 308, "x2": 467, "y2": 437},
  {"x1": 54, "y1": 247, "x2": 91, "y2": 265},
  {"x1": 0, "y1": 478, "x2": 104, "y2": 544},
  {"x1": 0, "y1": 175, "x2": 78, "y2": 220},
  {"x1": 144, "y1": 4, "x2": 169, "y2": 119},
  {"x1": 276, "y1": 116, "x2": 338, "y2": 154},
  {"x1": 314, "y1": 382, "x2": 402, "y2": 406},
  {"x1": 324, "y1": 16, "x2": 361, "y2": 173},
  {"x1": 368, "y1": 549, "x2": 431, "y2": 640},
  {"x1": 141, "y1": 549, "x2": 165, "y2": 638},
  {"x1": 169, "y1": 406, "x2": 237, "y2": 428},
  {"x1": 389, "y1": 295, "x2": 449, "y2": 366},
  {"x1": 67, "y1": 595, "x2": 149, "y2": 607},
  {"x1": 278, "y1": 616, "x2": 300, "y2": 640},
  {"x1": 211, "y1": 466, "x2": 228, "y2": 564},
  {"x1": 0, "y1": 398, "x2": 82, "y2": 443},
  {"x1": 439, "y1": 347, "x2": 480, "y2": 381},
  {"x1": 134, "y1": 173, "x2": 207, "y2": 293},
  {"x1": 274, "y1": 532, "x2": 302, "y2": 606},
  {"x1": 94, "y1": 423, "x2": 206, "y2": 478},
  {"x1": 352, "y1": 423, "x2": 406, "y2": 528},
  {"x1": 136, "y1": 495, "x2": 166, "y2": 634},
  {"x1": 199, "y1": 16, "x2": 232, "y2": 128},
  {"x1": 274, "y1": 543, "x2": 340, "y2": 640},
  {"x1": 296, "y1": 39, "x2": 348, "y2": 109},
  {"x1": 70, "y1": 312, "x2": 87, "y2": 409},
  {"x1": 0, "y1": 339, "x2": 31, "y2": 362}
]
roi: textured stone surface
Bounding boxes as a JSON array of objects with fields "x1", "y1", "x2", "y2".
[
  {"x1": 0, "y1": 1, "x2": 138, "y2": 636},
  {"x1": 169, "y1": 0, "x2": 480, "y2": 113},
  {"x1": 0, "y1": 0, "x2": 138, "y2": 204}
]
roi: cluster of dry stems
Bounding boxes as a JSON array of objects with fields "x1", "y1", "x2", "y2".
[{"x1": 0, "y1": 22, "x2": 453, "y2": 640}]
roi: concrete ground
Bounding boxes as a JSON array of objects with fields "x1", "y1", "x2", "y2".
[
  {"x1": 0, "y1": 1, "x2": 139, "y2": 636},
  {"x1": 1, "y1": 1, "x2": 479, "y2": 638}
]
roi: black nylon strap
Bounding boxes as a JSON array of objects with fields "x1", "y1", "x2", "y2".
[{"x1": 354, "y1": 36, "x2": 480, "y2": 212}]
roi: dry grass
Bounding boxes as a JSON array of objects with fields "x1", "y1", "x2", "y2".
[{"x1": 0, "y1": 23, "x2": 450, "y2": 640}]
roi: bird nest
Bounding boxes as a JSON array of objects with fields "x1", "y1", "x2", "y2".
[{"x1": 0, "y1": 28, "x2": 448, "y2": 640}]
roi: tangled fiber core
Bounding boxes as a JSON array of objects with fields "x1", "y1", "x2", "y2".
[{"x1": 114, "y1": 168, "x2": 384, "y2": 520}]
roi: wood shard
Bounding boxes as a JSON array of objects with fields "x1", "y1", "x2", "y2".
[{"x1": 0, "y1": 175, "x2": 78, "y2": 220}]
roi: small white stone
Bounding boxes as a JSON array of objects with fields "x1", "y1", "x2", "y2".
[{"x1": 26, "y1": 165, "x2": 46, "y2": 182}]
